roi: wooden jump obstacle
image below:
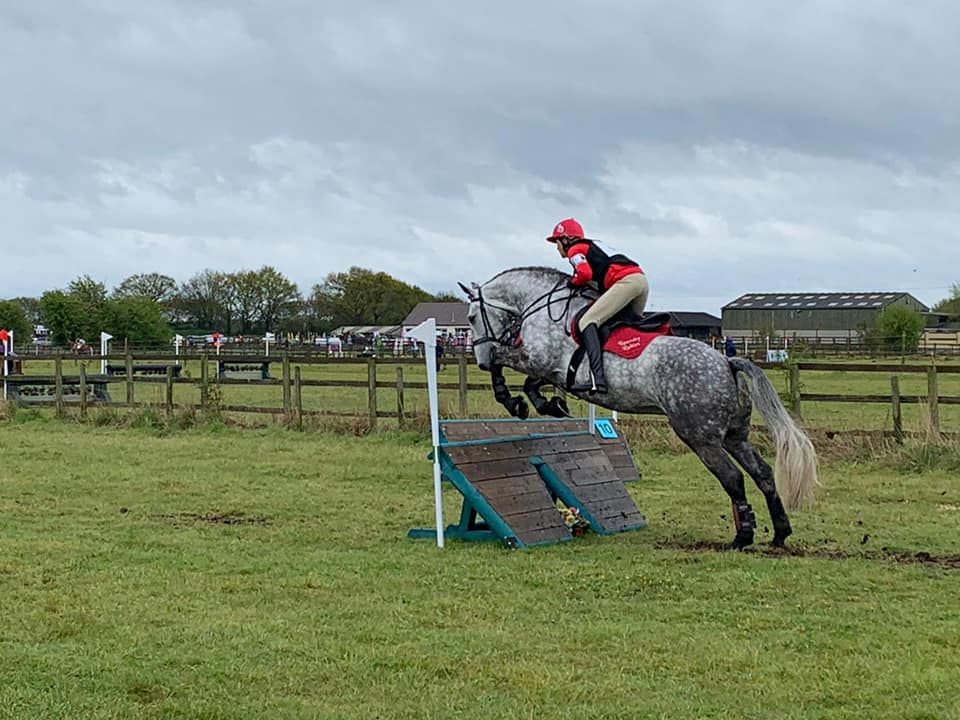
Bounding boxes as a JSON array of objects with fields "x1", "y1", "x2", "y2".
[
  {"x1": 105, "y1": 363, "x2": 182, "y2": 378},
  {"x1": 218, "y1": 360, "x2": 271, "y2": 380},
  {"x1": 409, "y1": 418, "x2": 646, "y2": 549},
  {"x1": 5, "y1": 376, "x2": 111, "y2": 404}
]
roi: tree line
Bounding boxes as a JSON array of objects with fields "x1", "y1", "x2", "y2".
[{"x1": 0, "y1": 266, "x2": 459, "y2": 346}]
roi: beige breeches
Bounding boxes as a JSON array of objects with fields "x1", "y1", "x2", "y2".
[{"x1": 578, "y1": 273, "x2": 649, "y2": 331}]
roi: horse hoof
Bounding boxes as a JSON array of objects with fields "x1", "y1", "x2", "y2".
[
  {"x1": 729, "y1": 531, "x2": 755, "y2": 550},
  {"x1": 771, "y1": 528, "x2": 792, "y2": 548},
  {"x1": 510, "y1": 397, "x2": 529, "y2": 419},
  {"x1": 545, "y1": 397, "x2": 571, "y2": 418}
]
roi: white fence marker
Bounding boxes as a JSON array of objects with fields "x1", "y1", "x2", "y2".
[
  {"x1": 100, "y1": 332, "x2": 113, "y2": 375},
  {"x1": 174, "y1": 334, "x2": 184, "y2": 365},
  {"x1": 1, "y1": 328, "x2": 10, "y2": 401},
  {"x1": 407, "y1": 318, "x2": 444, "y2": 548}
]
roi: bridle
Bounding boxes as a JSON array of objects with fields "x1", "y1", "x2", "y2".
[{"x1": 471, "y1": 277, "x2": 585, "y2": 350}]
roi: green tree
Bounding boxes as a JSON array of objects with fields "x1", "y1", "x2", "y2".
[
  {"x1": 68, "y1": 275, "x2": 107, "y2": 310},
  {"x1": 226, "y1": 270, "x2": 262, "y2": 334},
  {"x1": 39, "y1": 291, "x2": 89, "y2": 344},
  {"x1": 875, "y1": 305, "x2": 925, "y2": 353},
  {"x1": 100, "y1": 297, "x2": 172, "y2": 346},
  {"x1": 0, "y1": 300, "x2": 31, "y2": 344},
  {"x1": 12, "y1": 297, "x2": 42, "y2": 326},
  {"x1": 311, "y1": 267, "x2": 433, "y2": 328},
  {"x1": 113, "y1": 273, "x2": 178, "y2": 305},
  {"x1": 257, "y1": 267, "x2": 301, "y2": 333},
  {"x1": 176, "y1": 269, "x2": 234, "y2": 332},
  {"x1": 933, "y1": 282, "x2": 960, "y2": 318}
]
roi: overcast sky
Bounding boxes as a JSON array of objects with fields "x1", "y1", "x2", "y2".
[{"x1": 2, "y1": 1, "x2": 959, "y2": 313}]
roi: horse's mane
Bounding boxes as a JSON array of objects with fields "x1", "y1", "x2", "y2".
[{"x1": 487, "y1": 266, "x2": 568, "y2": 284}]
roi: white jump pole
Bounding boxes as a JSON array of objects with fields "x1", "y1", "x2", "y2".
[
  {"x1": 264, "y1": 332, "x2": 274, "y2": 358},
  {"x1": 99, "y1": 331, "x2": 113, "y2": 375},
  {"x1": 588, "y1": 402, "x2": 597, "y2": 435},
  {"x1": 174, "y1": 334, "x2": 183, "y2": 365},
  {"x1": 408, "y1": 317, "x2": 444, "y2": 549},
  {"x1": 1, "y1": 329, "x2": 9, "y2": 401}
]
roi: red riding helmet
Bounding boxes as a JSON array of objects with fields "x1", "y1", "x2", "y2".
[{"x1": 547, "y1": 217, "x2": 585, "y2": 242}]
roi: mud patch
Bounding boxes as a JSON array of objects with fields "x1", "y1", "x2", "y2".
[
  {"x1": 655, "y1": 539, "x2": 960, "y2": 570},
  {"x1": 158, "y1": 512, "x2": 270, "y2": 526}
]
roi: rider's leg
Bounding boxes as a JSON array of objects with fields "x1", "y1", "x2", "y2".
[
  {"x1": 577, "y1": 273, "x2": 649, "y2": 331},
  {"x1": 572, "y1": 274, "x2": 648, "y2": 393},
  {"x1": 570, "y1": 323, "x2": 607, "y2": 393},
  {"x1": 627, "y1": 273, "x2": 650, "y2": 316}
]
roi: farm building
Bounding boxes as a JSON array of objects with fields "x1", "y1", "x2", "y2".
[
  {"x1": 402, "y1": 302, "x2": 471, "y2": 339},
  {"x1": 666, "y1": 312, "x2": 722, "y2": 341},
  {"x1": 721, "y1": 291, "x2": 929, "y2": 342}
]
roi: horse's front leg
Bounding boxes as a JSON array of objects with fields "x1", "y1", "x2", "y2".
[
  {"x1": 490, "y1": 365, "x2": 529, "y2": 419},
  {"x1": 522, "y1": 377, "x2": 571, "y2": 418}
]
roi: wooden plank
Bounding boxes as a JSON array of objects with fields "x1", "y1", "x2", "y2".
[
  {"x1": 466, "y1": 472, "x2": 548, "y2": 497},
  {"x1": 558, "y1": 481, "x2": 637, "y2": 504},
  {"x1": 454, "y1": 458, "x2": 541, "y2": 483},
  {"x1": 500, "y1": 506, "x2": 567, "y2": 532},
  {"x1": 517, "y1": 525, "x2": 574, "y2": 546}
]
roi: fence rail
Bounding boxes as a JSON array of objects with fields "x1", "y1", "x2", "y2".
[{"x1": 4, "y1": 351, "x2": 959, "y2": 438}]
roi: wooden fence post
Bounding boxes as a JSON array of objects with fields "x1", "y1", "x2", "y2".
[
  {"x1": 396, "y1": 366, "x2": 405, "y2": 429},
  {"x1": 927, "y1": 365, "x2": 940, "y2": 439},
  {"x1": 200, "y1": 352, "x2": 209, "y2": 409},
  {"x1": 125, "y1": 352, "x2": 134, "y2": 407},
  {"x1": 54, "y1": 351, "x2": 64, "y2": 419},
  {"x1": 282, "y1": 352, "x2": 292, "y2": 419},
  {"x1": 367, "y1": 357, "x2": 377, "y2": 430},
  {"x1": 458, "y1": 355, "x2": 469, "y2": 417},
  {"x1": 79, "y1": 362, "x2": 88, "y2": 420},
  {"x1": 166, "y1": 366, "x2": 174, "y2": 419},
  {"x1": 788, "y1": 362, "x2": 801, "y2": 418},
  {"x1": 890, "y1": 375, "x2": 902, "y2": 444},
  {"x1": 294, "y1": 366, "x2": 303, "y2": 429}
]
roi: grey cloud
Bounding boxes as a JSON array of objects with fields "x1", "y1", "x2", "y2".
[{"x1": 2, "y1": 1, "x2": 959, "y2": 311}]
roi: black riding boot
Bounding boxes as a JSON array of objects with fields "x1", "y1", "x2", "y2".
[{"x1": 571, "y1": 323, "x2": 607, "y2": 394}]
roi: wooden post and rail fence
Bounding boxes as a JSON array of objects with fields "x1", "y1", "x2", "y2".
[{"x1": 4, "y1": 354, "x2": 958, "y2": 439}]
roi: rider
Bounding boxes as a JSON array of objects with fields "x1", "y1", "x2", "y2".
[{"x1": 547, "y1": 218, "x2": 648, "y2": 394}]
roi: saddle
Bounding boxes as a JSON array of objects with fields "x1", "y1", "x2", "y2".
[{"x1": 565, "y1": 306, "x2": 673, "y2": 389}]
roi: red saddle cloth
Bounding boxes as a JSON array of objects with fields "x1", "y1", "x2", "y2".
[
  {"x1": 604, "y1": 323, "x2": 672, "y2": 358},
  {"x1": 571, "y1": 320, "x2": 673, "y2": 359}
]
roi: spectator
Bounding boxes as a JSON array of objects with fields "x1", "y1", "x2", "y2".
[{"x1": 723, "y1": 336, "x2": 737, "y2": 357}]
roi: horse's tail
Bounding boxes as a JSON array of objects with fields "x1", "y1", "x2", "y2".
[{"x1": 729, "y1": 357, "x2": 819, "y2": 511}]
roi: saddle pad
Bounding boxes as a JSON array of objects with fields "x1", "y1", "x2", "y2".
[{"x1": 603, "y1": 323, "x2": 672, "y2": 358}]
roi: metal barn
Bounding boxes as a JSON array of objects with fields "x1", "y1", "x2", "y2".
[{"x1": 721, "y1": 292, "x2": 929, "y2": 342}]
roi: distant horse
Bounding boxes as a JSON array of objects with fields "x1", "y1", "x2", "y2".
[{"x1": 459, "y1": 266, "x2": 818, "y2": 549}]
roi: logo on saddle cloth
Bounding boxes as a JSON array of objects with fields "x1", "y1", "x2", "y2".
[{"x1": 603, "y1": 324, "x2": 671, "y2": 358}]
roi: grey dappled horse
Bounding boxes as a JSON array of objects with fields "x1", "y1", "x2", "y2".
[{"x1": 459, "y1": 266, "x2": 818, "y2": 549}]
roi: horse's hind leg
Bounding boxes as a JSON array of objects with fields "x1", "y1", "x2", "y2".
[
  {"x1": 689, "y1": 442, "x2": 757, "y2": 550},
  {"x1": 724, "y1": 433, "x2": 792, "y2": 547}
]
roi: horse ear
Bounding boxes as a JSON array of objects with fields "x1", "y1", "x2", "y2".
[{"x1": 458, "y1": 282, "x2": 476, "y2": 301}]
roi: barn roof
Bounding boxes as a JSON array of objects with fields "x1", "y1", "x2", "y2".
[
  {"x1": 722, "y1": 292, "x2": 928, "y2": 312},
  {"x1": 668, "y1": 311, "x2": 721, "y2": 327},
  {"x1": 403, "y1": 302, "x2": 470, "y2": 326}
]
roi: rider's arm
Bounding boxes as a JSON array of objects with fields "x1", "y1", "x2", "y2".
[{"x1": 565, "y1": 242, "x2": 593, "y2": 285}]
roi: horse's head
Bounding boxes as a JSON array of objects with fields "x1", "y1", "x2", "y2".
[
  {"x1": 458, "y1": 279, "x2": 518, "y2": 371},
  {"x1": 459, "y1": 267, "x2": 572, "y2": 371}
]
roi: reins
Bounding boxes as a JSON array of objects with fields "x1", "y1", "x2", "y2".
[{"x1": 472, "y1": 277, "x2": 588, "y2": 349}]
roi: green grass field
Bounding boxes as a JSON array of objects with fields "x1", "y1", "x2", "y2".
[
  {"x1": 9, "y1": 354, "x2": 960, "y2": 433},
  {"x1": 1, "y1": 415, "x2": 958, "y2": 719}
]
